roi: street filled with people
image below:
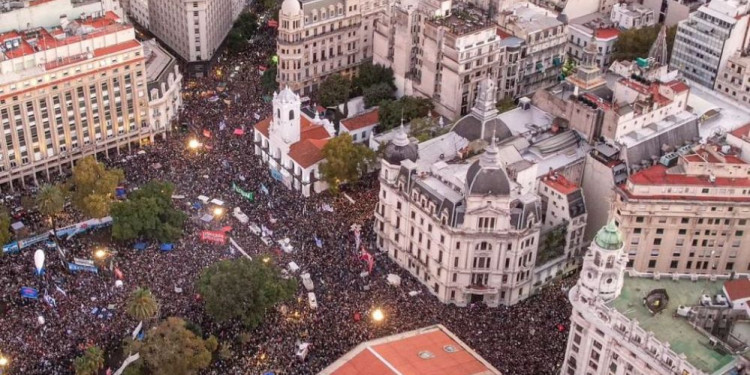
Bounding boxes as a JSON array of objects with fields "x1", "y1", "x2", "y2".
[{"x1": 0, "y1": 16, "x2": 576, "y2": 375}]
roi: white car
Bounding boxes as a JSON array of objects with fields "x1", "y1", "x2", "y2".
[
  {"x1": 307, "y1": 293, "x2": 318, "y2": 310},
  {"x1": 232, "y1": 207, "x2": 249, "y2": 224},
  {"x1": 300, "y1": 273, "x2": 314, "y2": 291},
  {"x1": 261, "y1": 236, "x2": 272, "y2": 246}
]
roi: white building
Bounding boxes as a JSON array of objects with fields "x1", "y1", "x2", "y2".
[
  {"x1": 670, "y1": 0, "x2": 750, "y2": 88},
  {"x1": 148, "y1": 0, "x2": 240, "y2": 73},
  {"x1": 128, "y1": 0, "x2": 149, "y2": 28},
  {"x1": 339, "y1": 108, "x2": 378, "y2": 144},
  {"x1": 562, "y1": 221, "x2": 750, "y2": 375},
  {"x1": 0, "y1": 0, "x2": 124, "y2": 33},
  {"x1": 567, "y1": 14, "x2": 620, "y2": 70},
  {"x1": 610, "y1": 3, "x2": 656, "y2": 30},
  {"x1": 0, "y1": 11, "x2": 156, "y2": 189},
  {"x1": 143, "y1": 40, "x2": 183, "y2": 134},
  {"x1": 253, "y1": 87, "x2": 336, "y2": 197}
]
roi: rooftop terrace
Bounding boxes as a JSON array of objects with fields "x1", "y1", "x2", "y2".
[{"x1": 610, "y1": 276, "x2": 736, "y2": 374}]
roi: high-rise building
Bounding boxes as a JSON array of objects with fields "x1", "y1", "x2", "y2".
[
  {"x1": 148, "y1": 0, "x2": 240, "y2": 75},
  {"x1": 0, "y1": 11, "x2": 161, "y2": 189},
  {"x1": 613, "y1": 144, "x2": 750, "y2": 275},
  {"x1": 276, "y1": 0, "x2": 385, "y2": 95},
  {"x1": 561, "y1": 221, "x2": 750, "y2": 375},
  {"x1": 670, "y1": 0, "x2": 750, "y2": 88}
]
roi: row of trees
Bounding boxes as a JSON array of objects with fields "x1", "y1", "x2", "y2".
[
  {"x1": 611, "y1": 25, "x2": 677, "y2": 62},
  {"x1": 110, "y1": 180, "x2": 187, "y2": 243},
  {"x1": 317, "y1": 62, "x2": 397, "y2": 117}
]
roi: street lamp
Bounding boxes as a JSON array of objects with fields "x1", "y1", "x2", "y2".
[
  {"x1": 371, "y1": 308, "x2": 385, "y2": 322},
  {"x1": 94, "y1": 249, "x2": 107, "y2": 259},
  {"x1": 213, "y1": 207, "x2": 224, "y2": 216},
  {"x1": 262, "y1": 257, "x2": 270, "y2": 263},
  {"x1": 188, "y1": 139, "x2": 201, "y2": 149}
]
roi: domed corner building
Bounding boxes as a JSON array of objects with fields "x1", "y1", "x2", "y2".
[{"x1": 374, "y1": 108, "x2": 544, "y2": 307}]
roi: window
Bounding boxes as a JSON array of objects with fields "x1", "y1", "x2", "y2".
[
  {"x1": 648, "y1": 259, "x2": 657, "y2": 268},
  {"x1": 670, "y1": 260, "x2": 679, "y2": 269},
  {"x1": 478, "y1": 217, "x2": 496, "y2": 230},
  {"x1": 653, "y1": 238, "x2": 662, "y2": 245},
  {"x1": 636, "y1": 216, "x2": 644, "y2": 223},
  {"x1": 726, "y1": 262, "x2": 734, "y2": 270}
]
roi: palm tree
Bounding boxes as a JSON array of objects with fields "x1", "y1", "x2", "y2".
[
  {"x1": 74, "y1": 346, "x2": 105, "y2": 375},
  {"x1": 126, "y1": 287, "x2": 159, "y2": 321},
  {"x1": 35, "y1": 184, "x2": 65, "y2": 237}
]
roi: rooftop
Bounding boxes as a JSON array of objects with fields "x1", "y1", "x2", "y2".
[
  {"x1": 341, "y1": 108, "x2": 379, "y2": 131},
  {"x1": 320, "y1": 324, "x2": 502, "y2": 375},
  {"x1": 502, "y1": 3, "x2": 562, "y2": 34},
  {"x1": 427, "y1": 5, "x2": 494, "y2": 36},
  {"x1": 610, "y1": 276, "x2": 735, "y2": 374},
  {"x1": 541, "y1": 173, "x2": 579, "y2": 195},
  {"x1": 724, "y1": 279, "x2": 750, "y2": 301}
]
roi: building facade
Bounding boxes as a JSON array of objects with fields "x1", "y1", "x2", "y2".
[
  {"x1": 567, "y1": 14, "x2": 619, "y2": 70},
  {"x1": 253, "y1": 87, "x2": 336, "y2": 196},
  {"x1": 276, "y1": 0, "x2": 385, "y2": 95},
  {"x1": 143, "y1": 40, "x2": 183, "y2": 135},
  {"x1": 127, "y1": 0, "x2": 150, "y2": 29},
  {"x1": 610, "y1": 3, "x2": 656, "y2": 30},
  {"x1": 670, "y1": 0, "x2": 750, "y2": 89},
  {"x1": 148, "y1": 0, "x2": 239, "y2": 69},
  {"x1": 0, "y1": 0, "x2": 124, "y2": 33},
  {"x1": 614, "y1": 146, "x2": 750, "y2": 276},
  {"x1": 715, "y1": 51, "x2": 750, "y2": 105},
  {"x1": 0, "y1": 12, "x2": 157, "y2": 189},
  {"x1": 642, "y1": 0, "x2": 699, "y2": 26}
]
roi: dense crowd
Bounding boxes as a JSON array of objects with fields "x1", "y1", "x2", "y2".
[{"x1": 0, "y1": 18, "x2": 576, "y2": 375}]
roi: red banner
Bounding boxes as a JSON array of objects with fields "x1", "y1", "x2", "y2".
[
  {"x1": 203, "y1": 129, "x2": 212, "y2": 138},
  {"x1": 200, "y1": 231, "x2": 226, "y2": 244}
]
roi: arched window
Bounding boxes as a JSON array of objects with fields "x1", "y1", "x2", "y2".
[
  {"x1": 289, "y1": 110, "x2": 295, "y2": 120},
  {"x1": 606, "y1": 256, "x2": 614, "y2": 269},
  {"x1": 475, "y1": 242, "x2": 492, "y2": 251},
  {"x1": 594, "y1": 252, "x2": 602, "y2": 267}
]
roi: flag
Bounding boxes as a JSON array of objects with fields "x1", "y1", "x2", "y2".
[
  {"x1": 321, "y1": 203, "x2": 334, "y2": 212},
  {"x1": 55, "y1": 285, "x2": 67, "y2": 297},
  {"x1": 260, "y1": 183, "x2": 269, "y2": 195},
  {"x1": 219, "y1": 120, "x2": 226, "y2": 131},
  {"x1": 359, "y1": 248, "x2": 374, "y2": 273},
  {"x1": 43, "y1": 292, "x2": 57, "y2": 308},
  {"x1": 203, "y1": 129, "x2": 212, "y2": 138},
  {"x1": 314, "y1": 235, "x2": 322, "y2": 248},
  {"x1": 114, "y1": 267, "x2": 124, "y2": 280},
  {"x1": 254, "y1": 113, "x2": 261, "y2": 120}
]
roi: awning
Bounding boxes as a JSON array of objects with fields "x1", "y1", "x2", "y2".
[
  {"x1": 133, "y1": 242, "x2": 147, "y2": 250},
  {"x1": 160, "y1": 243, "x2": 174, "y2": 251}
]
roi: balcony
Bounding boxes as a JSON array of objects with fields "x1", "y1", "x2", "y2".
[{"x1": 464, "y1": 284, "x2": 496, "y2": 294}]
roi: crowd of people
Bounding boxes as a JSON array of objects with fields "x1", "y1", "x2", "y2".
[{"x1": 0, "y1": 16, "x2": 577, "y2": 375}]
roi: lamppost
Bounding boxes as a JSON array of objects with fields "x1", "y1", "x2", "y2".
[
  {"x1": 371, "y1": 308, "x2": 385, "y2": 323},
  {"x1": 0, "y1": 354, "x2": 10, "y2": 374}
]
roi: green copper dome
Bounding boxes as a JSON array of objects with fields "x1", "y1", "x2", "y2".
[{"x1": 594, "y1": 220, "x2": 623, "y2": 250}]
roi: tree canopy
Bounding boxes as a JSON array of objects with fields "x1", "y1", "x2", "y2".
[
  {"x1": 378, "y1": 96, "x2": 434, "y2": 130},
  {"x1": 0, "y1": 209, "x2": 10, "y2": 247},
  {"x1": 318, "y1": 74, "x2": 351, "y2": 110},
  {"x1": 319, "y1": 133, "x2": 376, "y2": 194},
  {"x1": 127, "y1": 317, "x2": 214, "y2": 375},
  {"x1": 197, "y1": 258, "x2": 296, "y2": 328},
  {"x1": 363, "y1": 82, "x2": 395, "y2": 108},
  {"x1": 352, "y1": 62, "x2": 395, "y2": 96},
  {"x1": 261, "y1": 65, "x2": 278, "y2": 94},
  {"x1": 611, "y1": 25, "x2": 677, "y2": 62},
  {"x1": 36, "y1": 184, "x2": 65, "y2": 231},
  {"x1": 126, "y1": 287, "x2": 159, "y2": 321},
  {"x1": 227, "y1": 13, "x2": 259, "y2": 53},
  {"x1": 496, "y1": 97, "x2": 516, "y2": 113},
  {"x1": 74, "y1": 346, "x2": 105, "y2": 375},
  {"x1": 69, "y1": 156, "x2": 124, "y2": 218},
  {"x1": 110, "y1": 180, "x2": 187, "y2": 243}
]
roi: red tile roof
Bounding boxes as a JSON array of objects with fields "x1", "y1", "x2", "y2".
[
  {"x1": 254, "y1": 117, "x2": 272, "y2": 137},
  {"x1": 628, "y1": 164, "x2": 750, "y2": 188},
  {"x1": 341, "y1": 109, "x2": 379, "y2": 131},
  {"x1": 496, "y1": 28, "x2": 513, "y2": 38},
  {"x1": 289, "y1": 138, "x2": 328, "y2": 168},
  {"x1": 595, "y1": 28, "x2": 620, "y2": 40},
  {"x1": 666, "y1": 80, "x2": 689, "y2": 94},
  {"x1": 541, "y1": 173, "x2": 580, "y2": 195},
  {"x1": 327, "y1": 326, "x2": 499, "y2": 375},
  {"x1": 724, "y1": 279, "x2": 750, "y2": 301},
  {"x1": 730, "y1": 122, "x2": 750, "y2": 139}
]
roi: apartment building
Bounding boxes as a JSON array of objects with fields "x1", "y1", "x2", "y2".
[
  {"x1": 143, "y1": 39, "x2": 183, "y2": 135},
  {"x1": 610, "y1": 3, "x2": 656, "y2": 30},
  {"x1": 149, "y1": 0, "x2": 239, "y2": 74},
  {"x1": 562, "y1": 221, "x2": 750, "y2": 375},
  {"x1": 128, "y1": 0, "x2": 149, "y2": 28},
  {"x1": 567, "y1": 13, "x2": 619, "y2": 70},
  {"x1": 0, "y1": 0, "x2": 124, "y2": 33},
  {"x1": 670, "y1": 0, "x2": 750, "y2": 89},
  {"x1": 715, "y1": 51, "x2": 750, "y2": 105},
  {"x1": 276, "y1": 0, "x2": 385, "y2": 95},
  {"x1": 642, "y1": 0, "x2": 701, "y2": 26},
  {"x1": 0, "y1": 11, "x2": 157, "y2": 189},
  {"x1": 614, "y1": 145, "x2": 750, "y2": 275},
  {"x1": 497, "y1": 2, "x2": 567, "y2": 96}
]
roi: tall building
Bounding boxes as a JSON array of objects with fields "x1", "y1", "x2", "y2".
[
  {"x1": 496, "y1": 2, "x2": 568, "y2": 97},
  {"x1": 670, "y1": 0, "x2": 750, "y2": 89},
  {"x1": 373, "y1": 0, "x2": 503, "y2": 120},
  {"x1": 715, "y1": 51, "x2": 750, "y2": 105},
  {"x1": 614, "y1": 144, "x2": 750, "y2": 276},
  {"x1": 148, "y1": 0, "x2": 240, "y2": 75},
  {"x1": 0, "y1": 11, "x2": 159, "y2": 189},
  {"x1": 127, "y1": 0, "x2": 150, "y2": 28},
  {"x1": 276, "y1": 0, "x2": 385, "y2": 95},
  {"x1": 0, "y1": 0, "x2": 124, "y2": 33},
  {"x1": 561, "y1": 221, "x2": 750, "y2": 375},
  {"x1": 143, "y1": 39, "x2": 183, "y2": 134},
  {"x1": 642, "y1": 0, "x2": 701, "y2": 26}
]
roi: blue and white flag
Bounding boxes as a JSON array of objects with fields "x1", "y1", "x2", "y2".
[
  {"x1": 55, "y1": 285, "x2": 67, "y2": 297},
  {"x1": 43, "y1": 292, "x2": 56, "y2": 308},
  {"x1": 314, "y1": 235, "x2": 323, "y2": 248},
  {"x1": 260, "y1": 183, "x2": 269, "y2": 195},
  {"x1": 219, "y1": 120, "x2": 227, "y2": 131}
]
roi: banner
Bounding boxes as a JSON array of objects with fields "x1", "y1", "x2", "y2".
[
  {"x1": 200, "y1": 231, "x2": 227, "y2": 244},
  {"x1": 270, "y1": 168, "x2": 283, "y2": 182},
  {"x1": 232, "y1": 183, "x2": 254, "y2": 201},
  {"x1": 260, "y1": 183, "x2": 269, "y2": 195},
  {"x1": 359, "y1": 247, "x2": 374, "y2": 273},
  {"x1": 20, "y1": 287, "x2": 39, "y2": 299},
  {"x1": 314, "y1": 235, "x2": 322, "y2": 248},
  {"x1": 68, "y1": 262, "x2": 99, "y2": 274}
]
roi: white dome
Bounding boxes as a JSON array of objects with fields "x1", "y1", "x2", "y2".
[
  {"x1": 281, "y1": 0, "x2": 301, "y2": 15},
  {"x1": 276, "y1": 86, "x2": 299, "y2": 104}
]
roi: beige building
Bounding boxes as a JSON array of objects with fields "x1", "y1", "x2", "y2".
[
  {"x1": 614, "y1": 145, "x2": 750, "y2": 275},
  {"x1": 0, "y1": 0, "x2": 124, "y2": 33},
  {"x1": 715, "y1": 51, "x2": 750, "y2": 105},
  {"x1": 143, "y1": 40, "x2": 183, "y2": 134},
  {"x1": 0, "y1": 12, "x2": 158, "y2": 189},
  {"x1": 149, "y1": 0, "x2": 238, "y2": 72},
  {"x1": 276, "y1": 0, "x2": 385, "y2": 95}
]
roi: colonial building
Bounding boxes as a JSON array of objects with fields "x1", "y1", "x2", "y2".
[
  {"x1": 0, "y1": 11, "x2": 157, "y2": 190},
  {"x1": 276, "y1": 0, "x2": 385, "y2": 95},
  {"x1": 562, "y1": 221, "x2": 750, "y2": 375},
  {"x1": 253, "y1": 87, "x2": 336, "y2": 197},
  {"x1": 143, "y1": 40, "x2": 183, "y2": 135},
  {"x1": 339, "y1": 108, "x2": 378, "y2": 143},
  {"x1": 614, "y1": 144, "x2": 750, "y2": 276}
]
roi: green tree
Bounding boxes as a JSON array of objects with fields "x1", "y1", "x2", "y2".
[
  {"x1": 226, "y1": 30, "x2": 247, "y2": 53},
  {"x1": 35, "y1": 184, "x2": 65, "y2": 235},
  {"x1": 352, "y1": 62, "x2": 395, "y2": 95},
  {"x1": 233, "y1": 12, "x2": 258, "y2": 38},
  {"x1": 496, "y1": 97, "x2": 516, "y2": 113},
  {"x1": 110, "y1": 180, "x2": 187, "y2": 242},
  {"x1": 319, "y1": 133, "x2": 376, "y2": 194},
  {"x1": 74, "y1": 346, "x2": 105, "y2": 375},
  {"x1": 128, "y1": 317, "x2": 213, "y2": 375},
  {"x1": 126, "y1": 287, "x2": 159, "y2": 321},
  {"x1": 70, "y1": 156, "x2": 124, "y2": 218},
  {"x1": 409, "y1": 116, "x2": 438, "y2": 142},
  {"x1": 363, "y1": 82, "x2": 395, "y2": 108},
  {"x1": 261, "y1": 65, "x2": 278, "y2": 95},
  {"x1": 198, "y1": 258, "x2": 296, "y2": 328},
  {"x1": 318, "y1": 74, "x2": 351, "y2": 116},
  {"x1": 611, "y1": 25, "x2": 678, "y2": 62},
  {"x1": 0, "y1": 209, "x2": 11, "y2": 247},
  {"x1": 378, "y1": 96, "x2": 434, "y2": 130}
]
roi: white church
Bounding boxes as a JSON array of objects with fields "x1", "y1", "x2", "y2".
[{"x1": 253, "y1": 87, "x2": 336, "y2": 197}]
